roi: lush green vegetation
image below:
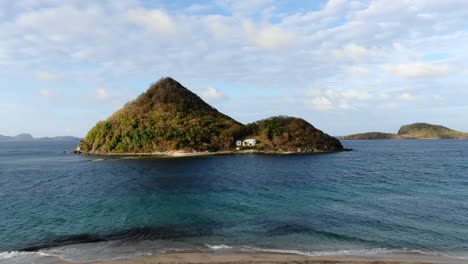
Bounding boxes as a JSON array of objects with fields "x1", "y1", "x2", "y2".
[
  {"x1": 341, "y1": 123, "x2": 468, "y2": 140},
  {"x1": 244, "y1": 116, "x2": 343, "y2": 152},
  {"x1": 80, "y1": 77, "x2": 243, "y2": 153},
  {"x1": 79, "y1": 78, "x2": 344, "y2": 154}
]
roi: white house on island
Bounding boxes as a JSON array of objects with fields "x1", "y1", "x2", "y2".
[
  {"x1": 236, "y1": 138, "x2": 257, "y2": 148},
  {"x1": 242, "y1": 138, "x2": 257, "y2": 146}
]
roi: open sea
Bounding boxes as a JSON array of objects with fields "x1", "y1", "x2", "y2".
[{"x1": 1, "y1": 140, "x2": 468, "y2": 263}]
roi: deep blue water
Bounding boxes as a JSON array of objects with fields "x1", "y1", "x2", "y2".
[{"x1": 1, "y1": 140, "x2": 468, "y2": 263}]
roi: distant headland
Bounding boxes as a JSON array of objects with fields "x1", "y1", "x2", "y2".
[
  {"x1": 77, "y1": 77, "x2": 346, "y2": 156},
  {"x1": 0, "y1": 134, "x2": 80, "y2": 141},
  {"x1": 341, "y1": 123, "x2": 468, "y2": 140}
]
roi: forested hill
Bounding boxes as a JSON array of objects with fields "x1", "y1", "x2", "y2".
[
  {"x1": 79, "y1": 77, "x2": 344, "y2": 154},
  {"x1": 79, "y1": 77, "x2": 243, "y2": 153},
  {"x1": 341, "y1": 123, "x2": 468, "y2": 140},
  {"x1": 397, "y1": 123, "x2": 468, "y2": 139}
]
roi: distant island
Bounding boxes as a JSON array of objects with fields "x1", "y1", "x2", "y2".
[
  {"x1": 78, "y1": 77, "x2": 346, "y2": 156},
  {"x1": 341, "y1": 123, "x2": 468, "y2": 140},
  {"x1": 0, "y1": 134, "x2": 80, "y2": 141}
]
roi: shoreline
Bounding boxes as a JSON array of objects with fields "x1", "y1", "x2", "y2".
[
  {"x1": 75, "y1": 148, "x2": 351, "y2": 158},
  {"x1": 54, "y1": 252, "x2": 466, "y2": 264}
]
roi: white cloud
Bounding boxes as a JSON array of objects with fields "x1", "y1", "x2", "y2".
[
  {"x1": 96, "y1": 88, "x2": 109, "y2": 101},
  {"x1": 243, "y1": 20, "x2": 295, "y2": 50},
  {"x1": 338, "y1": 100, "x2": 356, "y2": 110},
  {"x1": 202, "y1": 87, "x2": 226, "y2": 101},
  {"x1": 35, "y1": 72, "x2": 59, "y2": 81},
  {"x1": 399, "y1": 93, "x2": 416, "y2": 101},
  {"x1": 384, "y1": 62, "x2": 449, "y2": 78},
  {"x1": 325, "y1": 89, "x2": 374, "y2": 101},
  {"x1": 333, "y1": 43, "x2": 375, "y2": 61},
  {"x1": 304, "y1": 88, "x2": 392, "y2": 112},
  {"x1": 39, "y1": 89, "x2": 51, "y2": 97},
  {"x1": 308, "y1": 96, "x2": 334, "y2": 111},
  {"x1": 127, "y1": 9, "x2": 176, "y2": 34},
  {"x1": 1, "y1": 0, "x2": 468, "y2": 136}
]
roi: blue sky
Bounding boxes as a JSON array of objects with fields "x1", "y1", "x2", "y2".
[{"x1": 1, "y1": 0, "x2": 468, "y2": 137}]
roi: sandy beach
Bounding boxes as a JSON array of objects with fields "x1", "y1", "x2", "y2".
[{"x1": 55, "y1": 252, "x2": 466, "y2": 264}]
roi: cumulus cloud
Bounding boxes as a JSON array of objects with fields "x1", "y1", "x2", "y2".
[
  {"x1": 384, "y1": 62, "x2": 449, "y2": 78},
  {"x1": 127, "y1": 9, "x2": 176, "y2": 34},
  {"x1": 1, "y1": 0, "x2": 468, "y2": 136},
  {"x1": 96, "y1": 88, "x2": 110, "y2": 101},
  {"x1": 202, "y1": 87, "x2": 227, "y2": 101},
  {"x1": 243, "y1": 20, "x2": 295, "y2": 50},
  {"x1": 304, "y1": 88, "x2": 394, "y2": 112}
]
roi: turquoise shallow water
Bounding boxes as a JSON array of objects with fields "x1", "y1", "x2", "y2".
[{"x1": 0, "y1": 140, "x2": 468, "y2": 263}]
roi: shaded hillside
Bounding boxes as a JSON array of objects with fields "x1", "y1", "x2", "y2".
[
  {"x1": 79, "y1": 78, "x2": 344, "y2": 154},
  {"x1": 341, "y1": 123, "x2": 468, "y2": 140},
  {"x1": 244, "y1": 116, "x2": 343, "y2": 152}
]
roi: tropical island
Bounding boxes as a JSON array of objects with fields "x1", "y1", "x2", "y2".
[
  {"x1": 77, "y1": 77, "x2": 345, "y2": 156},
  {"x1": 341, "y1": 123, "x2": 468, "y2": 140}
]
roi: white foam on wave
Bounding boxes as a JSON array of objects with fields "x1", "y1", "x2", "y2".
[
  {"x1": 0, "y1": 251, "x2": 56, "y2": 264},
  {"x1": 205, "y1": 244, "x2": 233, "y2": 250},
  {"x1": 32, "y1": 240, "x2": 201, "y2": 263},
  {"x1": 240, "y1": 246, "x2": 444, "y2": 258},
  {"x1": 0, "y1": 251, "x2": 28, "y2": 259},
  {"x1": 0, "y1": 251, "x2": 53, "y2": 259}
]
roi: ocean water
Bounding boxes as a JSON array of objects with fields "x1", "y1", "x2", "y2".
[{"x1": 1, "y1": 140, "x2": 468, "y2": 263}]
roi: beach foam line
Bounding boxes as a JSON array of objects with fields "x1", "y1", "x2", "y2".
[
  {"x1": 238, "y1": 246, "x2": 445, "y2": 258},
  {"x1": 203, "y1": 244, "x2": 457, "y2": 259},
  {"x1": 0, "y1": 251, "x2": 28, "y2": 259},
  {"x1": 0, "y1": 251, "x2": 53, "y2": 264},
  {"x1": 0, "y1": 251, "x2": 51, "y2": 259},
  {"x1": 205, "y1": 244, "x2": 233, "y2": 250}
]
